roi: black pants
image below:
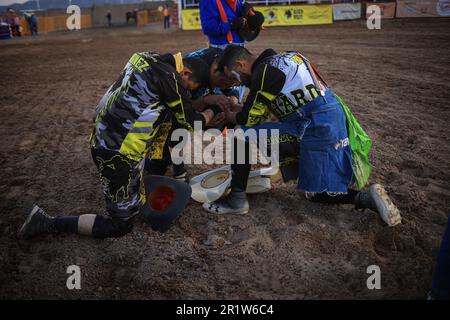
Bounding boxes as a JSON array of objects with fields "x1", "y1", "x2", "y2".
[
  {"x1": 145, "y1": 118, "x2": 184, "y2": 175},
  {"x1": 54, "y1": 148, "x2": 141, "y2": 239},
  {"x1": 230, "y1": 135, "x2": 299, "y2": 191},
  {"x1": 164, "y1": 16, "x2": 170, "y2": 29},
  {"x1": 55, "y1": 213, "x2": 135, "y2": 239},
  {"x1": 30, "y1": 23, "x2": 37, "y2": 35},
  {"x1": 145, "y1": 140, "x2": 172, "y2": 175},
  {"x1": 91, "y1": 148, "x2": 142, "y2": 219}
]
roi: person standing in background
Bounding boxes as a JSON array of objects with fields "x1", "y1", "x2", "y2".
[
  {"x1": 200, "y1": 0, "x2": 264, "y2": 103},
  {"x1": 24, "y1": 13, "x2": 32, "y2": 34},
  {"x1": 106, "y1": 11, "x2": 112, "y2": 27},
  {"x1": 200, "y1": 0, "x2": 246, "y2": 49},
  {"x1": 163, "y1": 5, "x2": 171, "y2": 29},
  {"x1": 5, "y1": 9, "x2": 14, "y2": 36},
  {"x1": 134, "y1": 9, "x2": 139, "y2": 27},
  {"x1": 30, "y1": 13, "x2": 38, "y2": 35},
  {"x1": 14, "y1": 14, "x2": 21, "y2": 37},
  {"x1": 6, "y1": 9, "x2": 20, "y2": 37}
]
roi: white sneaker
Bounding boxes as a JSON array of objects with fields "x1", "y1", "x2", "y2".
[{"x1": 368, "y1": 184, "x2": 402, "y2": 227}]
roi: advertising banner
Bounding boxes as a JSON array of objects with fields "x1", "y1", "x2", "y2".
[
  {"x1": 333, "y1": 3, "x2": 362, "y2": 21},
  {"x1": 365, "y1": 2, "x2": 396, "y2": 19},
  {"x1": 257, "y1": 5, "x2": 333, "y2": 27},
  {"x1": 181, "y1": 8, "x2": 201, "y2": 30},
  {"x1": 182, "y1": 5, "x2": 333, "y2": 30},
  {"x1": 20, "y1": 15, "x2": 92, "y2": 34},
  {"x1": 396, "y1": 0, "x2": 450, "y2": 18}
]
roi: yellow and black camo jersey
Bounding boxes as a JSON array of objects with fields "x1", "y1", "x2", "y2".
[{"x1": 90, "y1": 52, "x2": 204, "y2": 161}]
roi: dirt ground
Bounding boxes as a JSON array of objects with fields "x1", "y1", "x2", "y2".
[{"x1": 1, "y1": 19, "x2": 450, "y2": 299}]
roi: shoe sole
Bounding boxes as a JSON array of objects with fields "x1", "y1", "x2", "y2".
[
  {"x1": 370, "y1": 184, "x2": 402, "y2": 227},
  {"x1": 222, "y1": 208, "x2": 249, "y2": 215},
  {"x1": 17, "y1": 204, "x2": 40, "y2": 239},
  {"x1": 174, "y1": 172, "x2": 188, "y2": 183},
  {"x1": 202, "y1": 203, "x2": 249, "y2": 215}
]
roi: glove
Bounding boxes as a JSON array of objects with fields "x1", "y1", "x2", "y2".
[{"x1": 230, "y1": 17, "x2": 246, "y2": 30}]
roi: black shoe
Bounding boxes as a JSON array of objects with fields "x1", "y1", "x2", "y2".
[
  {"x1": 17, "y1": 205, "x2": 57, "y2": 240},
  {"x1": 203, "y1": 190, "x2": 249, "y2": 215},
  {"x1": 355, "y1": 184, "x2": 402, "y2": 226},
  {"x1": 173, "y1": 163, "x2": 188, "y2": 183}
]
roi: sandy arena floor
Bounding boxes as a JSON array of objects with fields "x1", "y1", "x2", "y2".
[{"x1": 1, "y1": 19, "x2": 450, "y2": 299}]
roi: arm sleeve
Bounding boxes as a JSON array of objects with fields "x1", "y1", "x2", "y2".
[
  {"x1": 200, "y1": 0, "x2": 231, "y2": 37},
  {"x1": 159, "y1": 72, "x2": 206, "y2": 131},
  {"x1": 235, "y1": 64, "x2": 286, "y2": 126}
]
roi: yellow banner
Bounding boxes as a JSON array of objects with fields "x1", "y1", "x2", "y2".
[
  {"x1": 258, "y1": 5, "x2": 333, "y2": 26},
  {"x1": 182, "y1": 5, "x2": 333, "y2": 30},
  {"x1": 182, "y1": 9, "x2": 202, "y2": 30}
]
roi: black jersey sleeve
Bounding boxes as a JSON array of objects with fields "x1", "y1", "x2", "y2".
[
  {"x1": 235, "y1": 64, "x2": 286, "y2": 126},
  {"x1": 158, "y1": 71, "x2": 206, "y2": 130}
]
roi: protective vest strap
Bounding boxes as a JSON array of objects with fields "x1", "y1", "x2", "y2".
[{"x1": 216, "y1": 0, "x2": 234, "y2": 43}]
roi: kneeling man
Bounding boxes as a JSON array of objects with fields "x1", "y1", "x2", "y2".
[
  {"x1": 203, "y1": 45, "x2": 401, "y2": 226},
  {"x1": 18, "y1": 52, "x2": 221, "y2": 239}
]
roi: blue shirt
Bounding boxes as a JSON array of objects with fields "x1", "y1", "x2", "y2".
[{"x1": 200, "y1": 0, "x2": 245, "y2": 46}]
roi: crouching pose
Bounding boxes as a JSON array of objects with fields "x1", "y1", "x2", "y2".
[
  {"x1": 18, "y1": 52, "x2": 221, "y2": 239},
  {"x1": 145, "y1": 47, "x2": 239, "y2": 181},
  {"x1": 202, "y1": 45, "x2": 401, "y2": 226}
]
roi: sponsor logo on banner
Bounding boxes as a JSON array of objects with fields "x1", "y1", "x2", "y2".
[
  {"x1": 366, "y1": 2, "x2": 396, "y2": 19},
  {"x1": 333, "y1": 3, "x2": 362, "y2": 21},
  {"x1": 436, "y1": 0, "x2": 450, "y2": 16},
  {"x1": 258, "y1": 5, "x2": 333, "y2": 26},
  {"x1": 396, "y1": 0, "x2": 449, "y2": 18},
  {"x1": 182, "y1": 9, "x2": 201, "y2": 30}
]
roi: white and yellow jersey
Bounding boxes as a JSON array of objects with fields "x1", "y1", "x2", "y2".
[{"x1": 236, "y1": 49, "x2": 327, "y2": 126}]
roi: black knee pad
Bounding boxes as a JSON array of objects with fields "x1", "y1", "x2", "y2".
[{"x1": 92, "y1": 216, "x2": 133, "y2": 239}]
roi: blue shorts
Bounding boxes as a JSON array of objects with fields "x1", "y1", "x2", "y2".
[{"x1": 242, "y1": 89, "x2": 354, "y2": 193}]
